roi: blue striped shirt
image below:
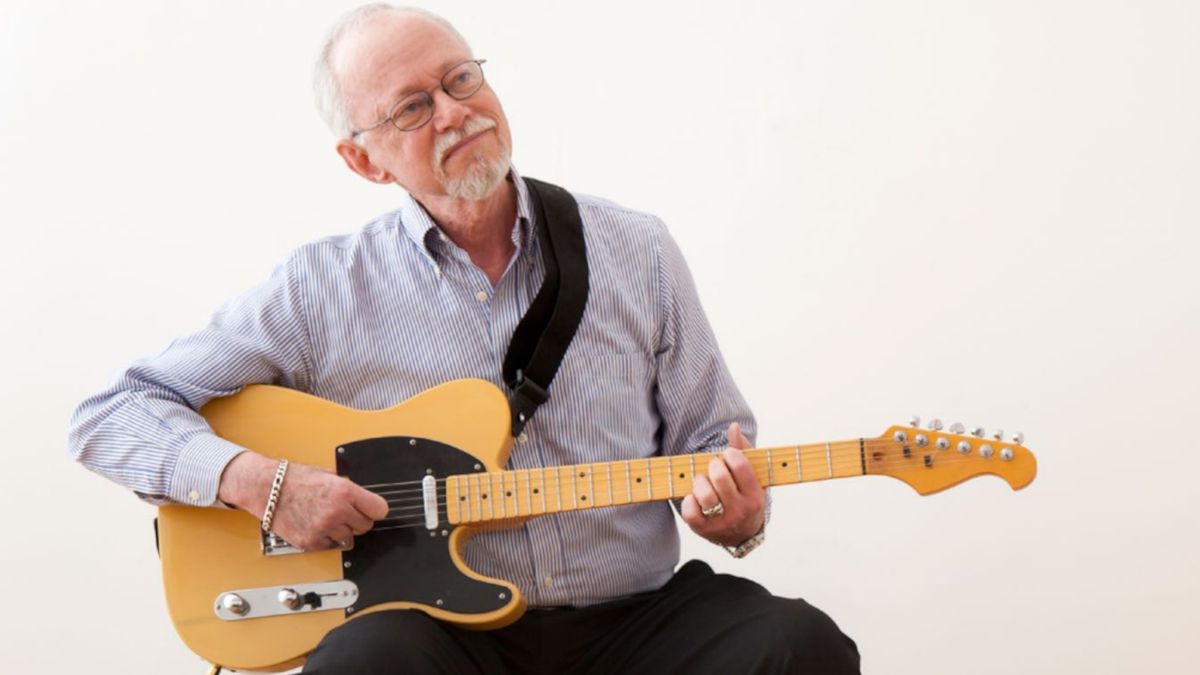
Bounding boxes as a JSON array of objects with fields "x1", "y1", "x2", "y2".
[{"x1": 68, "y1": 168, "x2": 755, "y2": 607}]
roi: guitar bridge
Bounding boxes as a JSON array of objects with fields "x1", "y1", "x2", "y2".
[{"x1": 261, "y1": 530, "x2": 302, "y2": 556}]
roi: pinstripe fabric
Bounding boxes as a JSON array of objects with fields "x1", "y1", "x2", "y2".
[{"x1": 68, "y1": 168, "x2": 755, "y2": 607}]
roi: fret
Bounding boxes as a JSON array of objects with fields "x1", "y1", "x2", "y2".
[
  {"x1": 555, "y1": 467, "x2": 564, "y2": 513},
  {"x1": 645, "y1": 460, "x2": 652, "y2": 499},
  {"x1": 767, "y1": 447, "x2": 774, "y2": 485},
  {"x1": 539, "y1": 469, "x2": 547, "y2": 514},
  {"x1": 795, "y1": 445, "x2": 802, "y2": 482},
  {"x1": 482, "y1": 473, "x2": 492, "y2": 521},
  {"x1": 588, "y1": 464, "x2": 595, "y2": 507},
  {"x1": 667, "y1": 456, "x2": 674, "y2": 498},
  {"x1": 446, "y1": 475, "x2": 458, "y2": 524},
  {"x1": 625, "y1": 460, "x2": 632, "y2": 504},
  {"x1": 469, "y1": 473, "x2": 480, "y2": 523},
  {"x1": 603, "y1": 463, "x2": 612, "y2": 507},
  {"x1": 522, "y1": 469, "x2": 532, "y2": 517},
  {"x1": 497, "y1": 471, "x2": 507, "y2": 519},
  {"x1": 689, "y1": 454, "x2": 696, "y2": 486},
  {"x1": 825, "y1": 442, "x2": 833, "y2": 479}
]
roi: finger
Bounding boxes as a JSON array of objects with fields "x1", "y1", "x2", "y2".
[
  {"x1": 679, "y1": 494, "x2": 705, "y2": 528},
  {"x1": 344, "y1": 506, "x2": 375, "y2": 535},
  {"x1": 691, "y1": 474, "x2": 719, "y2": 511},
  {"x1": 325, "y1": 524, "x2": 354, "y2": 546},
  {"x1": 723, "y1": 447, "x2": 763, "y2": 495},
  {"x1": 708, "y1": 455, "x2": 740, "y2": 501},
  {"x1": 352, "y1": 484, "x2": 391, "y2": 521},
  {"x1": 728, "y1": 422, "x2": 752, "y2": 450}
]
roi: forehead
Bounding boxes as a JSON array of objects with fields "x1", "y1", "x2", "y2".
[{"x1": 334, "y1": 13, "x2": 472, "y2": 117}]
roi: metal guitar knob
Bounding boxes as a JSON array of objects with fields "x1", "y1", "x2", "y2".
[
  {"x1": 220, "y1": 593, "x2": 249, "y2": 616},
  {"x1": 278, "y1": 588, "x2": 303, "y2": 611}
]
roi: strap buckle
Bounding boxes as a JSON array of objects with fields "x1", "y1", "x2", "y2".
[{"x1": 509, "y1": 369, "x2": 549, "y2": 435}]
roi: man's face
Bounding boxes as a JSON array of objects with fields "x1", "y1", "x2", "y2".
[{"x1": 334, "y1": 14, "x2": 513, "y2": 201}]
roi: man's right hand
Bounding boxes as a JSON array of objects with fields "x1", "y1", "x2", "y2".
[{"x1": 217, "y1": 451, "x2": 390, "y2": 551}]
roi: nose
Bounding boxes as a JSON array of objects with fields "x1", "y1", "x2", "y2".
[{"x1": 430, "y1": 88, "x2": 471, "y2": 133}]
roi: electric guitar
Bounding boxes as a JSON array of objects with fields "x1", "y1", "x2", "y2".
[{"x1": 157, "y1": 379, "x2": 1037, "y2": 672}]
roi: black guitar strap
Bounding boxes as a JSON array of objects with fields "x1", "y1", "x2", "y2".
[{"x1": 502, "y1": 177, "x2": 589, "y2": 436}]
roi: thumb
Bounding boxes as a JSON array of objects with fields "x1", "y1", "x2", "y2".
[
  {"x1": 728, "y1": 422, "x2": 751, "y2": 450},
  {"x1": 354, "y1": 485, "x2": 391, "y2": 521}
]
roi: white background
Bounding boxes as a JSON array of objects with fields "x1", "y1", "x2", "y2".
[{"x1": 2, "y1": 1, "x2": 1197, "y2": 672}]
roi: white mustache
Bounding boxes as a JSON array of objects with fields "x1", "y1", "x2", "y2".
[{"x1": 434, "y1": 117, "x2": 497, "y2": 164}]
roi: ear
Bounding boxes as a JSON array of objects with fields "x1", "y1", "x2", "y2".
[{"x1": 335, "y1": 140, "x2": 394, "y2": 184}]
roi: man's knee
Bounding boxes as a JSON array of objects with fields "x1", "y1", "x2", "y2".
[
  {"x1": 303, "y1": 610, "x2": 463, "y2": 673},
  {"x1": 765, "y1": 598, "x2": 860, "y2": 673}
]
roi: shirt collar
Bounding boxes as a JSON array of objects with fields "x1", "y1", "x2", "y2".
[{"x1": 397, "y1": 165, "x2": 536, "y2": 265}]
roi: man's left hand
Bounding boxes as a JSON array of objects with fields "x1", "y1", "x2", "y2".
[{"x1": 680, "y1": 423, "x2": 766, "y2": 548}]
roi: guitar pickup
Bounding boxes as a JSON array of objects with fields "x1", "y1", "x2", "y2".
[{"x1": 423, "y1": 475, "x2": 438, "y2": 530}]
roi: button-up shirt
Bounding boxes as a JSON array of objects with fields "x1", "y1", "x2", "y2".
[{"x1": 68, "y1": 169, "x2": 754, "y2": 606}]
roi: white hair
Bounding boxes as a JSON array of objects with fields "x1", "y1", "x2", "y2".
[{"x1": 312, "y1": 4, "x2": 472, "y2": 140}]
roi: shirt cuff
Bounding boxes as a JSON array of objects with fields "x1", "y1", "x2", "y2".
[{"x1": 168, "y1": 433, "x2": 248, "y2": 506}]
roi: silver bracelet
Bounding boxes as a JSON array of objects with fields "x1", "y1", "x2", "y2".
[{"x1": 261, "y1": 459, "x2": 290, "y2": 532}]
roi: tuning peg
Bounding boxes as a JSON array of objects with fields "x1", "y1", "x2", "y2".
[
  {"x1": 909, "y1": 415, "x2": 920, "y2": 428},
  {"x1": 928, "y1": 418, "x2": 943, "y2": 431},
  {"x1": 992, "y1": 429, "x2": 1004, "y2": 441},
  {"x1": 1013, "y1": 432, "x2": 1024, "y2": 445},
  {"x1": 970, "y1": 427, "x2": 984, "y2": 438},
  {"x1": 949, "y1": 422, "x2": 965, "y2": 434}
]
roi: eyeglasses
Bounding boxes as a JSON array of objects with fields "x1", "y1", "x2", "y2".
[{"x1": 350, "y1": 59, "x2": 488, "y2": 139}]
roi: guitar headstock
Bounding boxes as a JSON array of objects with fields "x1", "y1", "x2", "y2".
[{"x1": 865, "y1": 419, "x2": 1037, "y2": 495}]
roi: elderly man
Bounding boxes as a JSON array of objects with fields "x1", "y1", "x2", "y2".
[{"x1": 70, "y1": 4, "x2": 859, "y2": 673}]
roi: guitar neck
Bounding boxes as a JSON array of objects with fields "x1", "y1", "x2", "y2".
[{"x1": 445, "y1": 440, "x2": 868, "y2": 525}]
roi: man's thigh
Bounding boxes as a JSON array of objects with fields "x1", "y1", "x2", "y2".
[
  {"x1": 302, "y1": 609, "x2": 508, "y2": 674},
  {"x1": 569, "y1": 560, "x2": 861, "y2": 675}
]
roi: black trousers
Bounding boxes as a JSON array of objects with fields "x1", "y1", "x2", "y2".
[{"x1": 303, "y1": 561, "x2": 860, "y2": 674}]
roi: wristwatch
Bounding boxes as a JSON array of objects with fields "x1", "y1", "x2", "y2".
[{"x1": 724, "y1": 525, "x2": 766, "y2": 559}]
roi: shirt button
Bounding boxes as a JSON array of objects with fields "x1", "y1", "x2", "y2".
[
  {"x1": 188, "y1": 489, "x2": 200, "y2": 502},
  {"x1": 518, "y1": 431, "x2": 529, "y2": 444},
  {"x1": 543, "y1": 575, "x2": 554, "y2": 587},
  {"x1": 475, "y1": 291, "x2": 488, "y2": 302}
]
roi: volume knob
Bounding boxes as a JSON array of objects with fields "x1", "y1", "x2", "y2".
[
  {"x1": 220, "y1": 593, "x2": 249, "y2": 616},
  {"x1": 278, "y1": 588, "x2": 303, "y2": 610}
]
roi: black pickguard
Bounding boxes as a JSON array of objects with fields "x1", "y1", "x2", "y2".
[{"x1": 336, "y1": 436, "x2": 509, "y2": 617}]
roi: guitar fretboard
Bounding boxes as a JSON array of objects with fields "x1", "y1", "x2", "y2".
[{"x1": 445, "y1": 441, "x2": 869, "y2": 524}]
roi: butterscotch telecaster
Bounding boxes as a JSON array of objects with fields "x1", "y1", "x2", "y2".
[{"x1": 157, "y1": 379, "x2": 1037, "y2": 671}]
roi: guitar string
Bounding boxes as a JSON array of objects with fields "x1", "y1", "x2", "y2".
[
  {"x1": 366, "y1": 447, "x2": 1020, "y2": 504},
  {"x1": 350, "y1": 438, "x2": 934, "y2": 490},
  {"x1": 356, "y1": 437, "x2": 1018, "y2": 492},
  {"x1": 374, "y1": 453, "x2": 1019, "y2": 524},
  {"x1": 371, "y1": 459, "x2": 1018, "y2": 515}
]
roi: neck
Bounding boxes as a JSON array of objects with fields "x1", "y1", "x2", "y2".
[
  {"x1": 444, "y1": 441, "x2": 873, "y2": 525},
  {"x1": 417, "y1": 181, "x2": 518, "y2": 285}
]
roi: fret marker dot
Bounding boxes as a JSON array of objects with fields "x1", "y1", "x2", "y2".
[{"x1": 506, "y1": 491, "x2": 512, "y2": 497}]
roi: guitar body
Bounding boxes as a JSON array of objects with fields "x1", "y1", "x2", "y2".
[{"x1": 158, "y1": 379, "x2": 524, "y2": 672}]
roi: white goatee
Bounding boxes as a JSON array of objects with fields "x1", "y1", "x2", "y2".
[{"x1": 433, "y1": 117, "x2": 510, "y2": 201}]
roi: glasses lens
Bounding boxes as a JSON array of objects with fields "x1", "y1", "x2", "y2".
[
  {"x1": 391, "y1": 92, "x2": 434, "y2": 131},
  {"x1": 443, "y1": 61, "x2": 484, "y2": 100}
]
